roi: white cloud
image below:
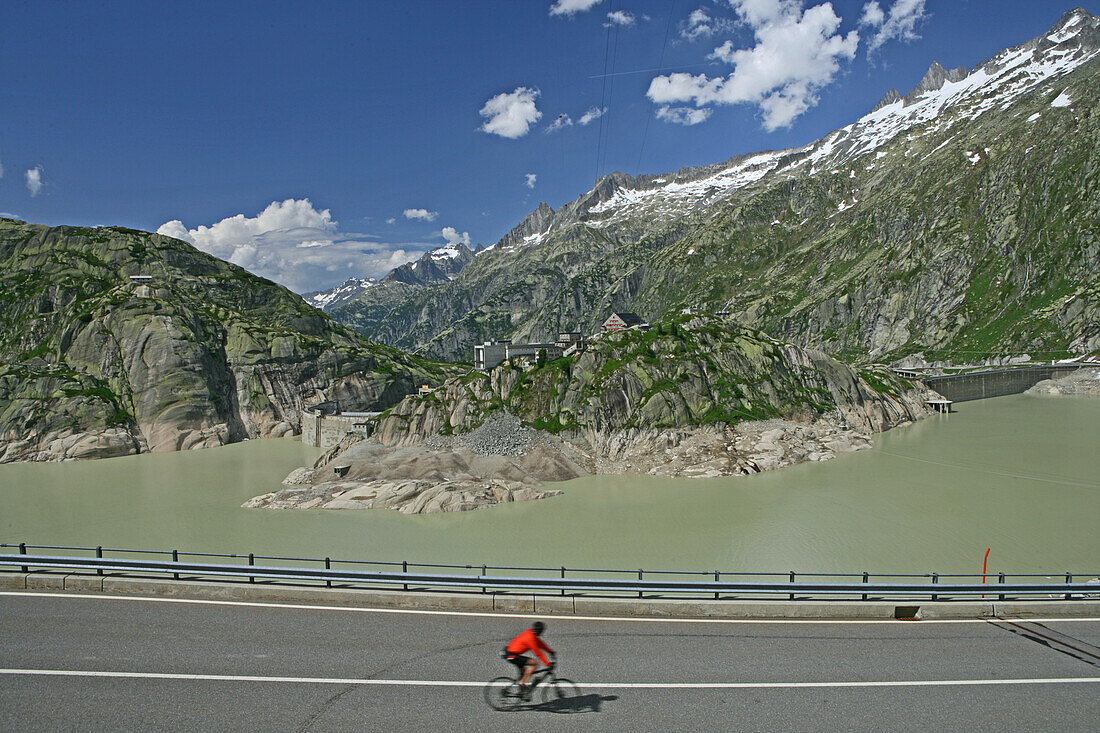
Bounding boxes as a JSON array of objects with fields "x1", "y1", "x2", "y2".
[
  {"x1": 385, "y1": 217, "x2": 396, "y2": 225},
  {"x1": 440, "y1": 226, "x2": 471, "y2": 246},
  {"x1": 478, "y1": 87, "x2": 542, "y2": 139},
  {"x1": 0, "y1": 212, "x2": 19, "y2": 220},
  {"x1": 605, "y1": 10, "x2": 636, "y2": 27},
  {"x1": 403, "y1": 208, "x2": 439, "y2": 221},
  {"x1": 860, "y1": 0, "x2": 927, "y2": 54},
  {"x1": 550, "y1": 0, "x2": 603, "y2": 17},
  {"x1": 656, "y1": 105, "x2": 713, "y2": 125},
  {"x1": 578, "y1": 106, "x2": 607, "y2": 125},
  {"x1": 680, "y1": 7, "x2": 735, "y2": 40},
  {"x1": 546, "y1": 105, "x2": 607, "y2": 133},
  {"x1": 545, "y1": 114, "x2": 574, "y2": 133},
  {"x1": 525, "y1": 173, "x2": 538, "y2": 189},
  {"x1": 25, "y1": 166, "x2": 44, "y2": 196},
  {"x1": 156, "y1": 198, "x2": 433, "y2": 293},
  {"x1": 650, "y1": 1, "x2": 859, "y2": 130},
  {"x1": 858, "y1": 1, "x2": 885, "y2": 28}
]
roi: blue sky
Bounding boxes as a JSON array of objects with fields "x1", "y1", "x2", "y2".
[{"x1": 2, "y1": 0, "x2": 1097, "y2": 293}]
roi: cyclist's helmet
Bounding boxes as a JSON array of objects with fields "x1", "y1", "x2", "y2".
[{"x1": 531, "y1": 621, "x2": 545, "y2": 635}]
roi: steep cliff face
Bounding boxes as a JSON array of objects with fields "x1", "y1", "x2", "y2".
[
  {"x1": 373, "y1": 313, "x2": 929, "y2": 447},
  {"x1": 329, "y1": 9, "x2": 1100, "y2": 365},
  {"x1": 0, "y1": 220, "x2": 461, "y2": 462}
]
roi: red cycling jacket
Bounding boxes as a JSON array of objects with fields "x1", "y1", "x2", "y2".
[{"x1": 505, "y1": 628, "x2": 554, "y2": 665}]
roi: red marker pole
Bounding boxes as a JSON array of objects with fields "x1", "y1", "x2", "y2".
[{"x1": 982, "y1": 547, "x2": 991, "y2": 598}]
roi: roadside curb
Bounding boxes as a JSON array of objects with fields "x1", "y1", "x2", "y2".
[{"x1": 3, "y1": 571, "x2": 1098, "y2": 619}]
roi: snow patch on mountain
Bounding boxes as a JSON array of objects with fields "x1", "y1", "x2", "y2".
[
  {"x1": 430, "y1": 244, "x2": 465, "y2": 260},
  {"x1": 1051, "y1": 90, "x2": 1073, "y2": 106}
]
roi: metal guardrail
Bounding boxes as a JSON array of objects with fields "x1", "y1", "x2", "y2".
[{"x1": 2, "y1": 544, "x2": 1097, "y2": 601}]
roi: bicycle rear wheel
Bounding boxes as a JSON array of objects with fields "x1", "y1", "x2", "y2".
[
  {"x1": 539, "y1": 677, "x2": 580, "y2": 705},
  {"x1": 484, "y1": 676, "x2": 522, "y2": 711}
]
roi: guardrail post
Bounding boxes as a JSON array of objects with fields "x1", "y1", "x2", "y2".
[
  {"x1": 1065, "y1": 572, "x2": 1072, "y2": 600},
  {"x1": 789, "y1": 571, "x2": 795, "y2": 601},
  {"x1": 19, "y1": 542, "x2": 27, "y2": 573},
  {"x1": 931, "y1": 572, "x2": 938, "y2": 601},
  {"x1": 403, "y1": 561, "x2": 408, "y2": 591},
  {"x1": 482, "y1": 564, "x2": 487, "y2": 594},
  {"x1": 561, "y1": 567, "x2": 566, "y2": 597},
  {"x1": 96, "y1": 546, "x2": 103, "y2": 576},
  {"x1": 638, "y1": 569, "x2": 643, "y2": 599},
  {"x1": 172, "y1": 550, "x2": 179, "y2": 580},
  {"x1": 325, "y1": 557, "x2": 331, "y2": 588},
  {"x1": 248, "y1": 553, "x2": 255, "y2": 583},
  {"x1": 998, "y1": 572, "x2": 1005, "y2": 601},
  {"x1": 862, "y1": 572, "x2": 869, "y2": 601},
  {"x1": 714, "y1": 571, "x2": 720, "y2": 600}
]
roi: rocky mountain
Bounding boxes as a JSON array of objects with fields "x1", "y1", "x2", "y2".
[
  {"x1": 373, "y1": 312, "x2": 927, "y2": 445},
  {"x1": 303, "y1": 277, "x2": 377, "y2": 312},
  {"x1": 304, "y1": 243, "x2": 474, "y2": 312},
  {"x1": 0, "y1": 219, "x2": 462, "y2": 462},
  {"x1": 329, "y1": 8, "x2": 1100, "y2": 365}
]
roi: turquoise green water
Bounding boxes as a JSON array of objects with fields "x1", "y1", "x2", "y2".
[{"x1": 1, "y1": 394, "x2": 1097, "y2": 574}]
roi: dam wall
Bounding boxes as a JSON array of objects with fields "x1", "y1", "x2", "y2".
[
  {"x1": 912, "y1": 365, "x2": 1081, "y2": 403},
  {"x1": 301, "y1": 411, "x2": 380, "y2": 448}
]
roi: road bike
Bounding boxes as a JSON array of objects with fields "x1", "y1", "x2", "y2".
[{"x1": 483, "y1": 655, "x2": 580, "y2": 711}]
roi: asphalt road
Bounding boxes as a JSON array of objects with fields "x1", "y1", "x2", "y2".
[{"x1": 2, "y1": 591, "x2": 1098, "y2": 732}]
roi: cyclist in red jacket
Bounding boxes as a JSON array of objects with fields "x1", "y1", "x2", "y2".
[{"x1": 503, "y1": 621, "x2": 554, "y2": 694}]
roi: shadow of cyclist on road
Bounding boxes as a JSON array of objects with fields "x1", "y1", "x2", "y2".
[{"x1": 527, "y1": 693, "x2": 619, "y2": 714}]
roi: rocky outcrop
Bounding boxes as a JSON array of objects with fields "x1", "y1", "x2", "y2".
[
  {"x1": 584, "y1": 416, "x2": 874, "y2": 478},
  {"x1": 493, "y1": 203, "x2": 555, "y2": 250},
  {"x1": 0, "y1": 220, "x2": 462, "y2": 462},
  {"x1": 1026, "y1": 367, "x2": 1100, "y2": 396},
  {"x1": 243, "y1": 479, "x2": 561, "y2": 514},
  {"x1": 250, "y1": 315, "x2": 932, "y2": 513},
  {"x1": 243, "y1": 422, "x2": 585, "y2": 513},
  {"x1": 373, "y1": 314, "x2": 931, "y2": 446},
  {"x1": 902, "y1": 61, "x2": 969, "y2": 105}
]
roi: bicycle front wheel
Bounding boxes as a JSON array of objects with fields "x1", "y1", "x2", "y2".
[
  {"x1": 484, "y1": 676, "x2": 522, "y2": 711},
  {"x1": 539, "y1": 677, "x2": 580, "y2": 705}
]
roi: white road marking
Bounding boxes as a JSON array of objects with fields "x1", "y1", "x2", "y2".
[
  {"x1": 3, "y1": 591, "x2": 1097, "y2": 625},
  {"x1": 2, "y1": 669, "x2": 1098, "y2": 689}
]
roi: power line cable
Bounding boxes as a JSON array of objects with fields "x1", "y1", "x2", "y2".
[
  {"x1": 594, "y1": 2, "x2": 614, "y2": 186},
  {"x1": 599, "y1": 4, "x2": 622, "y2": 181},
  {"x1": 637, "y1": 0, "x2": 677, "y2": 173}
]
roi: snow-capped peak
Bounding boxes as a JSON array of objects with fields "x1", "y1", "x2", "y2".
[
  {"x1": 304, "y1": 277, "x2": 376, "y2": 311},
  {"x1": 573, "y1": 10, "x2": 1098, "y2": 230}
]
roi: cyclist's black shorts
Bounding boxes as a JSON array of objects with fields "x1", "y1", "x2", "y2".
[{"x1": 503, "y1": 652, "x2": 530, "y2": 670}]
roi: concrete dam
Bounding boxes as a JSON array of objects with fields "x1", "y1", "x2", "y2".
[{"x1": 896, "y1": 365, "x2": 1082, "y2": 403}]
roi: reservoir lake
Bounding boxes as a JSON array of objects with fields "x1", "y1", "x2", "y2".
[{"x1": 1, "y1": 394, "x2": 1096, "y2": 575}]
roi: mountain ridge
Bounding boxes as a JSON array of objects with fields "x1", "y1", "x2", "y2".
[
  {"x1": 304, "y1": 242, "x2": 474, "y2": 312},
  {"x1": 326, "y1": 7, "x2": 1100, "y2": 364}
]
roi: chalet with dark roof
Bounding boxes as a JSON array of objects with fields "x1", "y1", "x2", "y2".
[{"x1": 601, "y1": 311, "x2": 645, "y2": 333}]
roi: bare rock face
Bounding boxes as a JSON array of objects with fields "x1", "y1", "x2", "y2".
[
  {"x1": 1026, "y1": 368, "x2": 1100, "y2": 396},
  {"x1": 0, "y1": 220, "x2": 462, "y2": 463},
  {"x1": 584, "y1": 416, "x2": 875, "y2": 479},
  {"x1": 0, "y1": 426, "x2": 144, "y2": 463},
  {"x1": 282, "y1": 467, "x2": 317, "y2": 485},
  {"x1": 244, "y1": 478, "x2": 562, "y2": 514}
]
